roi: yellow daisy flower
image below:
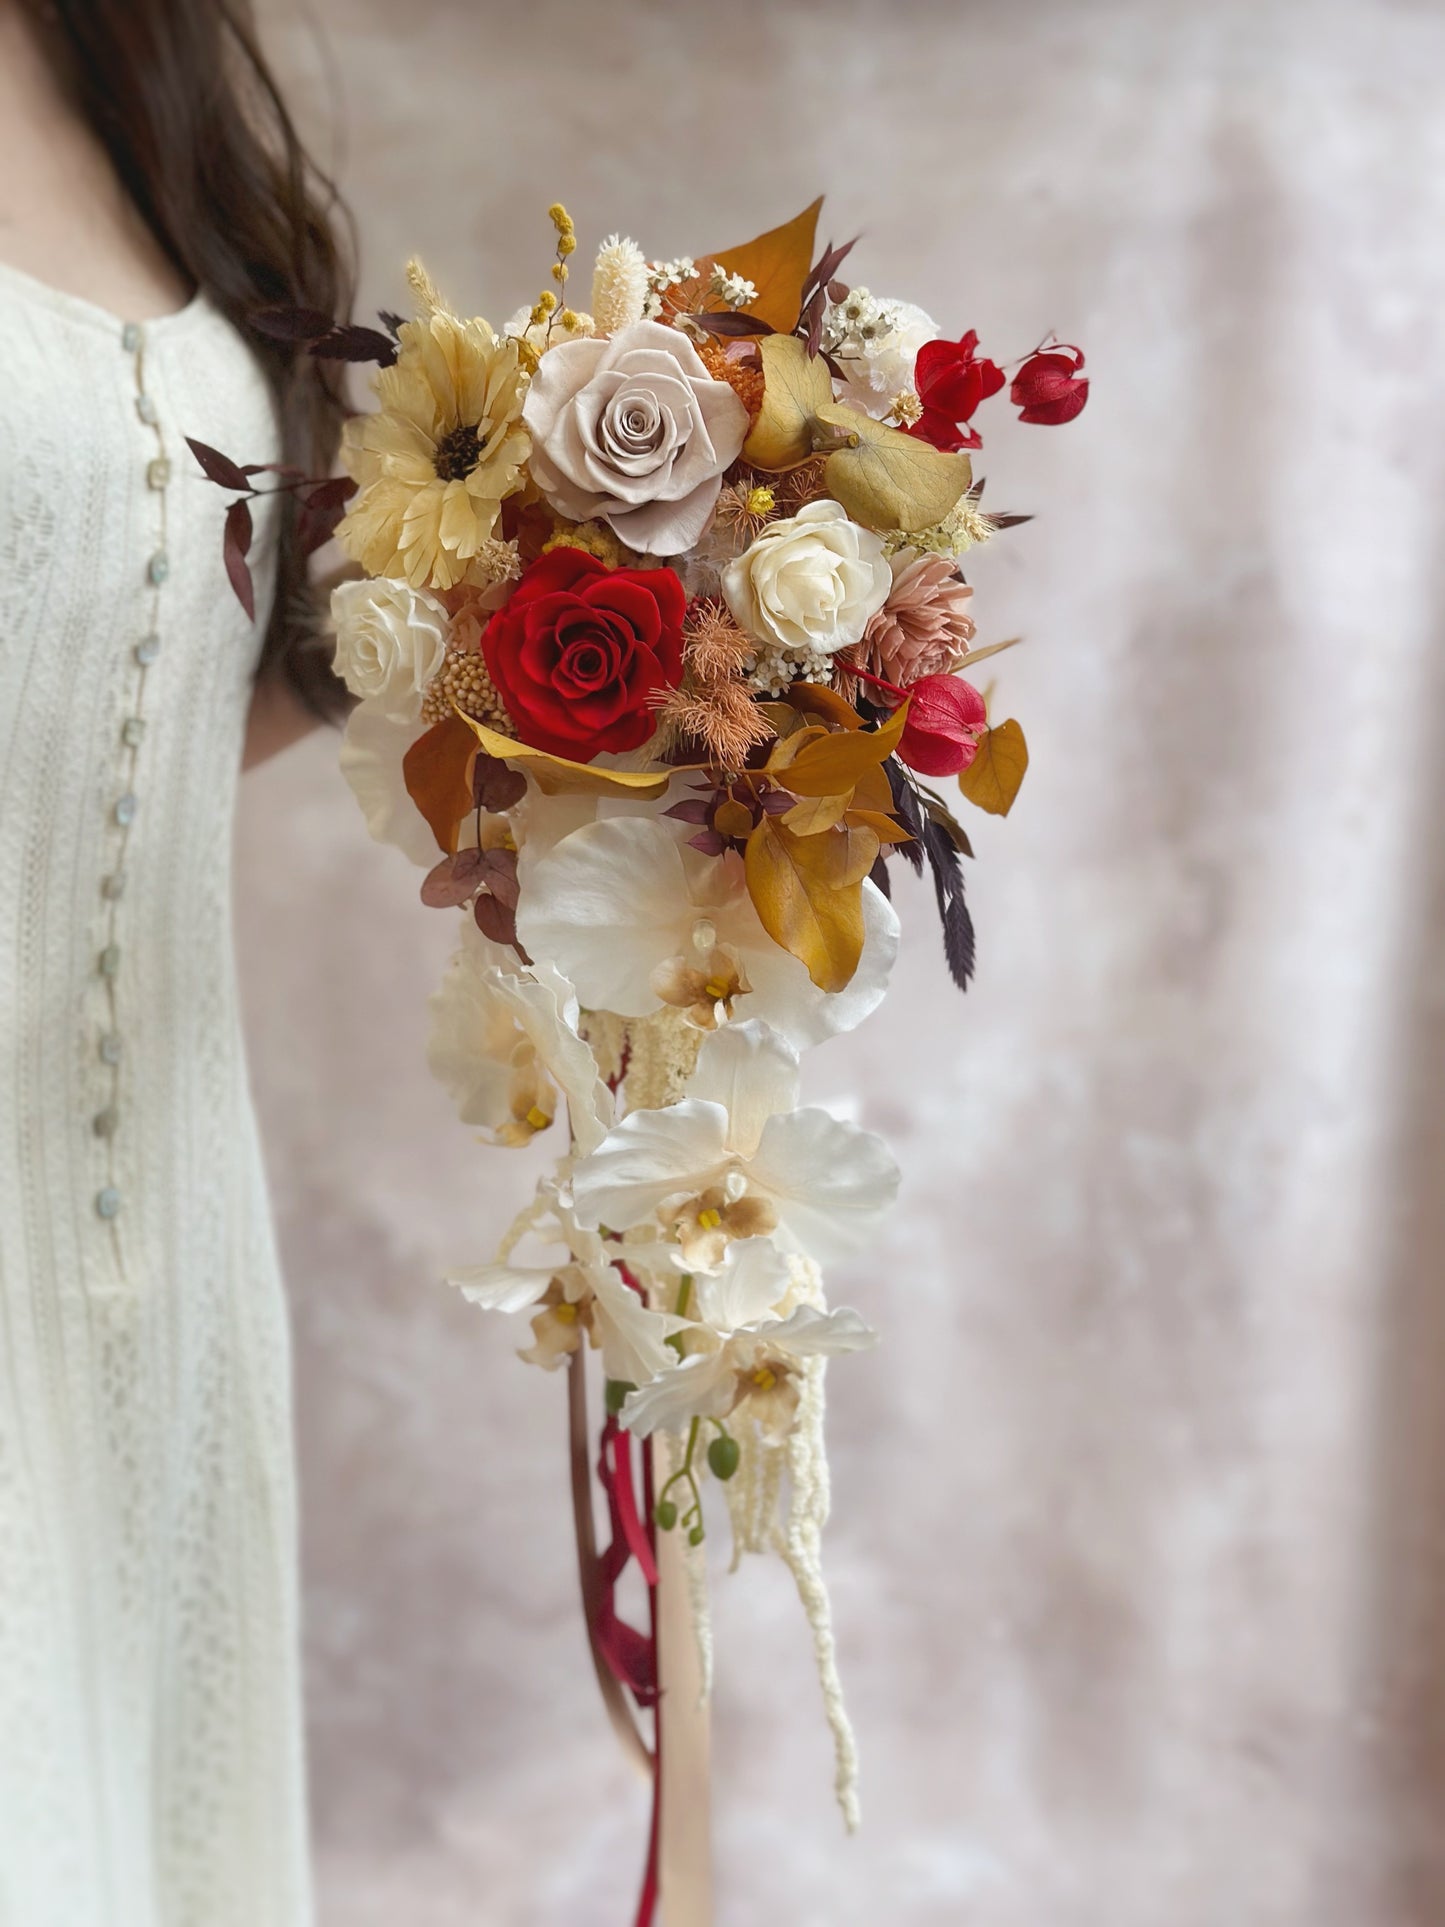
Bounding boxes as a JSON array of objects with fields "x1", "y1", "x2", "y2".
[{"x1": 337, "y1": 310, "x2": 531, "y2": 593}]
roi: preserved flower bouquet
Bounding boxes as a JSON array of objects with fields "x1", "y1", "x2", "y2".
[{"x1": 194, "y1": 198, "x2": 1085, "y2": 1856}]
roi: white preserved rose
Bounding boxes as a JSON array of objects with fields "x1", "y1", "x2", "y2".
[
  {"x1": 330, "y1": 576, "x2": 450, "y2": 722},
  {"x1": 720, "y1": 499, "x2": 892, "y2": 656}
]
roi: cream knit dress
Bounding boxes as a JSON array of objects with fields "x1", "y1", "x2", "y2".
[{"x1": 0, "y1": 263, "x2": 311, "y2": 1925}]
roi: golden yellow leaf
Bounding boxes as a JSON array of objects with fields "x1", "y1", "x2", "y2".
[
  {"x1": 850, "y1": 761, "x2": 894, "y2": 815},
  {"x1": 458, "y1": 712, "x2": 680, "y2": 799},
  {"x1": 713, "y1": 798, "x2": 754, "y2": 840},
  {"x1": 957, "y1": 718, "x2": 1029, "y2": 816},
  {"x1": 743, "y1": 334, "x2": 834, "y2": 472},
  {"x1": 785, "y1": 682, "x2": 865, "y2": 731},
  {"x1": 849, "y1": 808, "x2": 915, "y2": 846},
  {"x1": 815, "y1": 402, "x2": 974, "y2": 533},
  {"x1": 744, "y1": 817, "x2": 880, "y2": 993},
  {"x1": 782, "y1": 791, "x2": 852, "y2": 836},
  {"x1": 404, "y1": 713, "x2": 476, "y2": 854},
  {"x1": 778, "y1": 700, "x2": 909, "y2": 798},
  {"x1": 705, "y1": 197, "x2": 823, "y2": 333}
]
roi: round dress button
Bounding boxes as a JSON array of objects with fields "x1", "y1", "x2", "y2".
[
  {"x1": 121, "y1": 322, "x2": 142, "y2": 353},
  {"x1": 136, "y1": 394, "x2": 159, "y2": 427},
  {"x1": 114, "y1": 793, "x2": 137, "y2": 828},
  {"x1": 101, "y1": 873, "x2": 125, "y2": 901},
  {"x1": 98, "y1": 944, "x2": 121, "y2": 979},
  {"x1": 99, "y1": 1033, "x2": 123, "y2": 1066},
  {"x1": 135, "y1": 635, "x2": 161, "y2": 667},
  {"x1": 146, "y1": 552, "x2": 170, "y2": 586},
  {"x1": 121, "y1": 717, "x2": 146, "y2": 748},
  {"x1": 95, "y1": 1187, "x2": 122, "y2": 1220},
  {"x1": 146, "y1": 458, "x2": 171, "y2": 491},
  {"x1": 93, "y1": 1107, "x2": 120, "y2": 1139}
]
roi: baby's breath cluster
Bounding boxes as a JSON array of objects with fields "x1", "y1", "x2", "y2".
[{"x1": 820, "y1": 286, "x2": 903, "y2": 359}]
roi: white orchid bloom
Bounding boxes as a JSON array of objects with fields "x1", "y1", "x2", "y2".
[
  {"x1": 338, "y1": 698, "x2": 438, "y2": 868},
  {"x1": 514, "y1": 815, "x2": 899, "y2": 1052},
  {"x1": 446, "y1": 1196, "x2": 682, "y2": 1385},
  {"x1": 427, "y1": 923, "x2": 613, "y2": 1154},
  {"x1": 571, "y1": 1021, "x2": 899, "y2": 1266},
  {"x1": 620, "y1": 1238, "x2": 876, "y2": 1440}
]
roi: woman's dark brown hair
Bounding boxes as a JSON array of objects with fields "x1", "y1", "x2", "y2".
[{"x1": 22, "y1": 0, "x2": 354, "y2": 719}]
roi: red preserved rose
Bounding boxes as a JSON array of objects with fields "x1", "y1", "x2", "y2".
[
  {"x1": 482, "y1": 547, "x2": 685, "y2": 760},
  {"x1": 908, "y1": 330, "x2": 1005, "y2": 452},
  {"x1": 896, "y1": 673, "x2": 988, "y2": 777},
  {"x1": 1011, "y1": 345, "x2": 1089, "y2": 425}
]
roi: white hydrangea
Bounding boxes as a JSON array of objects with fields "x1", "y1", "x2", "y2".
[{"x1": 822, "y1": 289, "x2": 939, "y2": 421}]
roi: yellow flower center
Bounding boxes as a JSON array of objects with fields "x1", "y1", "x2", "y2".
[
  {"x1": 525, "y1": 1105, "x2": 552, "y2": 1131},
  {"x1": 697, "y1": 1207, "x2": 723, "y2": 1231},
  {"x1": 702, "y1": 980, "x2": 730, "y2": 1003},
  {"x1": 745, "y1": 486, "x2": 775, "y2": 516},
  {"x1": 553, "y1": 1302, "x2": 579, "y2": 1325},
  {"x1": 749, "y1": 1366, "x2": 777, "y2": 1391}
]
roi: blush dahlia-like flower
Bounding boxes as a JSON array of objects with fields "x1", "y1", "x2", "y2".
[
  {"x1": 337, "y1": 310, "x2": 531, "y2": 593},
  {"x1": 855, "y1": 551, "x2": 977, "y2": 686}
]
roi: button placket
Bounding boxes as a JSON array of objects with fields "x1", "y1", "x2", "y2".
[{"x1": 95, "y1": 318, "x2": 170, "y2": 1233}]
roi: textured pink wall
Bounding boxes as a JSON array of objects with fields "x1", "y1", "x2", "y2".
[{"x1": 238, "y1": 3, "x2": 1445, "y2": 1921}]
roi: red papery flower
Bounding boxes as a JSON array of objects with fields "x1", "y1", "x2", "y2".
[
  {"x1": 897, "y1": 673, "x2": 988, "y2": 777},
  {"x1": 1011, "y1": 345, "x2": 1089, "y2": 425},
  {"x1": 908, "y1": 331, "x2": 1005, "y2": 452},
  {"x1": 481, "y1": 547, "x2": 685, "y2": 760}
]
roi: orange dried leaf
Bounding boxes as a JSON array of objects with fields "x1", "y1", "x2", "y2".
[
  {"x1": 705, "y1": 197, "x2": 823, "y2": 333},
  {"x1": 403, "y1": 713, "x2": 476, "y2": 854},
  {"x1": 849, "y1": 808, "x2": 915, "y2": 846},
  {"x1": 957, "y1": 717, "x2": 1029, "y2": 817}
]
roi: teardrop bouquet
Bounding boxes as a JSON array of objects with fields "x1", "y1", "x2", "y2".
[{"x1": 194, "y1": 197, "x2": 1085, "y2": 1850}]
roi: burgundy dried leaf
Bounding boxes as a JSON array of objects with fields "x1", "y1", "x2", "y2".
[
  {"x1": 309, "y1": 324, "x2": 399, "y2": 367},
  {"x1": 759, "y1": 788, "x2": 796, "y2": 815},
  {"x1": 378, "y1": 309, "x2": 405, "y2": 340},
  {"x1": 296, "y1": 475, "x2": 358, "y2": 556},
  {"x1": 475, "y1": 847, "x2": 520, "y2": 911},
  {"x1": 420, "y1": 848, "x2": 486, "y2": 909},
  {"x1": 800, "y1": 286, "x2": 826, "y2": 357},
  {"x1": 472, "y1": 753, "x2": 527, "y2": 813},
  {"x1": 187, "y1": 437, "x2": 252, "y2": 493},
  {"x1": 688, "y1": 830, "x2": 727, "y2": 857},
  {"x1": 801, "y1": 236, "x2": 858, "y2": 310},
  {"x1": 826, "y1": 279, "x2": 850, "y2": 304},
  {"x1": 692, "y1": 311, "x2": 774, "y2": 338},
  {"x1": 223, "y1": 498, "x2": 255, "y2": 622},
  {"x1": 986, "y1": 512, "x2": 1034, "y2": 531},
  {"x1": 663, "y1": 798, "x2": 712, "y2": 825},
  {"x1": 474, "y1": 893, "x2": 518, "y2": 948}
]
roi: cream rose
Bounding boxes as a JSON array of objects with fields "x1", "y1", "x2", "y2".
[
  {"x1": 522, "y1": 320, "x2": 749, "y2": 555},
  {"x1": 331, "y1": 577, "x2": 449, "y2": 722},
  {"x1": 721, "y1": 500, "x2": 892, "y2": 656}
]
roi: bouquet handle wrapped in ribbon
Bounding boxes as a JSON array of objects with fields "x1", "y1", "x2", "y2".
[{"x1": 194, "y1": 197, "x2": 1085, "y2": 1920}]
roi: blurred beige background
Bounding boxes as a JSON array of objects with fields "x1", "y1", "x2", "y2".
[{"x1": 238, "y1": 2, "x2": 1445, "y2": 1922}]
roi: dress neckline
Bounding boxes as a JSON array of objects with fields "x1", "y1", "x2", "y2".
[{"x1": 0, "y1": 255, "x2": 210, "y2": 338}]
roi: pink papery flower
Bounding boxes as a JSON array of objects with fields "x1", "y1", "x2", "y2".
[{"x1": 856, "y1": 552, "x2": 976, "y2": 687}]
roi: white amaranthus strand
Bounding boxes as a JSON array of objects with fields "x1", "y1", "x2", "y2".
[
  {"x1": 684, "y1": 1529, "x2": 714, "y2": 1706},
  {"x1": 772, "y1": 1355, "x2": 861, "y2": 1832}
]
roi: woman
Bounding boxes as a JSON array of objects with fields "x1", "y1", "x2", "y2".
[{"x1": 0, "y1": 2, "x2": 349, "y2": 1918}]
